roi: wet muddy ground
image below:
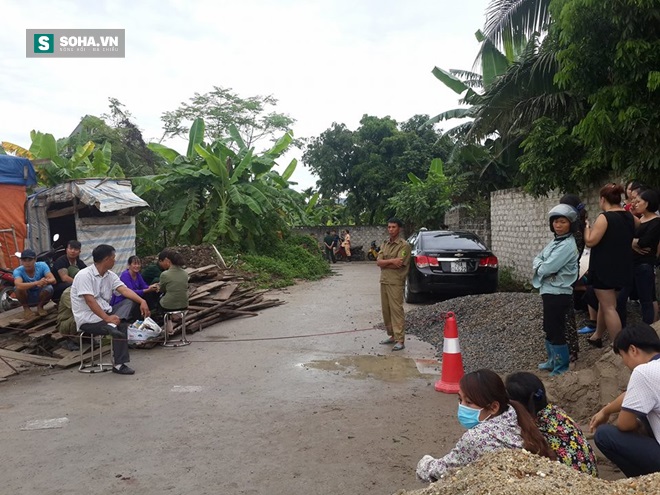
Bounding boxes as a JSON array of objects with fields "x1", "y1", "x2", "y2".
[
  {"x1": 0, "y1": 262, "x2": 623, "y2": 494},
  {"x1": 0, "y1": 262, "x2": 461, "y2": 495}
]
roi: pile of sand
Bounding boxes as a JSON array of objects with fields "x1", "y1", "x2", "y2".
[
  {"x1": 545, "y1": 321, "x2": 660, "y2": 424},
  {"x1": 397, "y1": 450, "x2": 660, "y2": 495}
]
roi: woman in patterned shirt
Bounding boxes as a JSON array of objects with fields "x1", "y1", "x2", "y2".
[
  {"x1": 416, "y1": 369, "x2": 555, "y2": 482},
  {"x1": 506, "y1": 371, "x2": 598, "y2": 476}
]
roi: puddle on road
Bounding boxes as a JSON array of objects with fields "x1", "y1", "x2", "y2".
[{"x1": 302, "y1": 355, "x2": 438, "y2": 382}]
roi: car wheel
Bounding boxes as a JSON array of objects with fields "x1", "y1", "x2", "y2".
[{"x1": 404, "y1": 278, "x2": 422, "y2": 304}]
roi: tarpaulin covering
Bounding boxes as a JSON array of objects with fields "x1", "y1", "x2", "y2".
[
  {"x1": 0, "y1": 185, "x2": 28, "y2": 269},
  {"x1": 27, "y1": 179, "x2": 148, "y2": 212},
  {"x1": 0, "y1": 157, "x2": 36, "y2": 268},
  {"x1": 0, "y1": 155, "x2": 37, "y2": 187},
  {"x1": 75, "y1": 216, "x2": 138, "y2": 271}
]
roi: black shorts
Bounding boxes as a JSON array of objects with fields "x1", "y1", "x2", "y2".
[{"x1": 589, "y1": 271, "x2": 622, "y2": 291}]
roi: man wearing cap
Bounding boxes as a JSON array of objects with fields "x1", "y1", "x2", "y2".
[
  {"x1": 52, "y1": 240, "x2": 86, "y2": 302},
  {"x1": 13, "y1": 248, "x2": 56, "y2": 320}
]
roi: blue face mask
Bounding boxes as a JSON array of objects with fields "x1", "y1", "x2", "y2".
[{"x1": 457, "y1": 403, "x2": 483, "y2": 429}]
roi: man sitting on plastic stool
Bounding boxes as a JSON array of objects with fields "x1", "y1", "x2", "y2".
[{"x1": 71, "y1": 244, "x2": 150, "y2": 375}]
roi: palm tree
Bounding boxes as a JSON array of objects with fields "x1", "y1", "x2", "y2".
[{"x1": 482, "y1": 0, "x2": 552, "y2": 52}]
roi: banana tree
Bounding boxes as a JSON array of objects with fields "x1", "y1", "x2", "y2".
[
  {"x1": 138, "y1": 118, "x2": 305, "y2": 248},
  {"x1": 2, "y1": 131, "x2": 123, "y2": 186}
]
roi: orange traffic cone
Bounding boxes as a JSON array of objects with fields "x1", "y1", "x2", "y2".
[{"x1": 435, "y1": 312, "x2": 464, "y2": 394}]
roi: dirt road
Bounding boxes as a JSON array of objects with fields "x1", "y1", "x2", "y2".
[{"x1": 0, "y1": 262, "x2": 463, "y2": 495}]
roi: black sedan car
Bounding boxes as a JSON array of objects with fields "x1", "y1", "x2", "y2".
[{"x1": 404, "y1": 229, "x2": 498, "y2": 303}]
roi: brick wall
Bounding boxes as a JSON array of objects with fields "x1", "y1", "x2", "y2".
[
  {"x1": 444, "y1": 208, "x2": 491, "y2": 248},
  {"x1": 294, "y1": 225, "x2": 391, "y2": 250},
  {"x1": 490, "y1": 186, "x2": 603, "y2": 281}
]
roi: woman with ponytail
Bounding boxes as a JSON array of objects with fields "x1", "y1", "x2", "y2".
[
  {"x1": 416, "y1": 369, "x2": 554, "y2": 482},
  {"x1": 506, "y1": 372, "x2": 598, "y2": 477}
]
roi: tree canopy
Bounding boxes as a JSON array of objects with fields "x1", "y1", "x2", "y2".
[
  {"x1": 303, "y1": 114, "x2": 451, "y2": 224},
  {"x1": 432, "y1": 0, "x2": 660, "y2": 197},
  {"x1": 160, "y1": 86, "x2": 295, "y2": 149}
]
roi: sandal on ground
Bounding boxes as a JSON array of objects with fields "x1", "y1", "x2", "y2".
[
  {"x1": 586, "y1": 338, "x2": 603, "y2": 348},
  {"x1": 379, "y1": 338, "x2": 396, "y2": 345},
  {"x1": 577, "y1": 325, "x2": 596, "y2": 335},
  {"x1": 391, "y1": 343, "x2": 405, "y2": 351}
]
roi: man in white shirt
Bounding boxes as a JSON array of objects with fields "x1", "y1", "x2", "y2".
[
  {"x1": 71, "y1": 244, "x2": 150, "y2": 375},
  {"x1": 590, "y1": 323, "x2": 660, "y2": 476}
]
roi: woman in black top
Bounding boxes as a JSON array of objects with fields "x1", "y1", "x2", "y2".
[
  {"x1": 584, "y1": 184, "x2": 635, "y2": 345},
  {"x1": 621, "y1": 189, "x2": 660, "y2": 324}
]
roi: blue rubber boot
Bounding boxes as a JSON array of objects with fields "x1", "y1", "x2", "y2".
[
  {"x1": 538, "y1": 340, "x2": 554, "y2": 371},
  {"x1": 549, "y1": 345, "x2": 570, "y2": 376}
]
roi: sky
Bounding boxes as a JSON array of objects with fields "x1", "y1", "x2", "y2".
[{"x1": 0, "y1": 0, "x2": 489, "y2": 190}]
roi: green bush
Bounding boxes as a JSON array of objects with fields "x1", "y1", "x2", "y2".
[
  {"x1": 498, "y1": 266, "x2": 535, "y2": 293},
  {"x1": 241, "y1": 236, "x2": 330, "y2": 288}
]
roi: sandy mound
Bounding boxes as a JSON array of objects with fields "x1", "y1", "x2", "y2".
[
  {"x1": 545, "y1": 321, "x2": 660, "y2": 424},
  {"x1": 396, "y1": 450, "x2": 660, "y2": 495}
]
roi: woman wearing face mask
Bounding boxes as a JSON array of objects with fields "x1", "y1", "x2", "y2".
[{"x1": 416, "y1": 369, "x2": 555, "y2": 482}]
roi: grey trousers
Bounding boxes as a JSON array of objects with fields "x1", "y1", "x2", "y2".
[{"x1": 78, "y1": 299, "x2": 134, "y2": 365}]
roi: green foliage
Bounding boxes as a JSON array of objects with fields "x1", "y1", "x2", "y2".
[
  {"x1": 389, "y1": 158, "x2": 456, "y2": 231},
  {"x1": 160, "y1": 86, "x2": 296, "y2": 149},
  {"x1": 519, "y1": 117, "x2": 597, "y2": 195},
  {"x1": 241, "y1": 236, "x2": 330, "y2": 288},
  {"x1": 66, "y1": 100, "x2": 160, "y2": 177},
  {"x1": 498, "y1": 265, "x2": 534, "y2": 293},
  {"x1": 137, "y1": 118, "x2": 308, "y2": 249},
  {"x1": 552, "y1": 0, "x2": 660, "y2": 181},
  {"x1": 27, "y1": 130, "x2": 124, "y2": 186},
  {"x1": 303, "y1": 114, "x2": 452, "y2": 224},
  {"x1": 482, "y1": 0, "x2": 551, "y2": 56}
]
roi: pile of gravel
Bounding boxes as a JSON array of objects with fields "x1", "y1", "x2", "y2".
[
  {"x1": 405, "y1": 293, "x2": 546, "y2": 374},
  {"x1": 396, "y1": 449, "x2": 660, "y2": 495}
]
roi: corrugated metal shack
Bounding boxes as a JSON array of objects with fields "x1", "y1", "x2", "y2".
[{"x1": 26, "y1": 178, "x2": 149, "y2": 271}]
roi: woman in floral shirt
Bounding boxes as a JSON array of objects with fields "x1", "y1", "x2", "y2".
[
  {"x1": 416, "y1": 369, "x2": 555, "y2": 482},
  {"x1": 506, "y1": 372, "x2": 598, "y2": 476}
]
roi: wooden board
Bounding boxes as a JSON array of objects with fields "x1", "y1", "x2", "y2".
[
  {"x1": 51, "y1": 348, "x2": 80, "y2": 360},
  {"x1": 0, "y1": 340, "x2": 27, "y2": 352},
  {"x1": 0, "y1": 306, "x2": 26, "y2": 328},
  {"x1": 26, "y1": 322, "x2": 58, "y2": 339},
  {"x1": 212, "y1": 283, "x2": 238, "y2": 301},
  {"x1": 189, "y1": 280, "x2": 225, "y2": 296},
  {"x1": 56, "y1": 344, "x2": 107, "y2": 369},
  {"x1": 188, "y1": 291, "x2": 210, "y2": 302},
  {"x1": 0, "y1": 360, "x2": 17, "y2": 378},
  {"x1": 185, "y1": 265, "x2": 217, "y2": 276},
  {"x1": 0, "y1": 348, "x2": 60, "y2": 366}
]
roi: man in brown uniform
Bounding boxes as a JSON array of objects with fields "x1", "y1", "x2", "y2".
[{"x1": 377, "y1": 218, "x2": 411, "y2": 351}]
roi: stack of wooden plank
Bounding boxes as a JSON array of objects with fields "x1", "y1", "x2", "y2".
[{"x1": 0, "y1": 264, "x2": 285, "y2": 379}]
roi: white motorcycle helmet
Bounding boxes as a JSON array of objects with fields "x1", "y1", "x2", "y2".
[{"x1": 548, "y1": 204, "x2": 578, "y2": 234}]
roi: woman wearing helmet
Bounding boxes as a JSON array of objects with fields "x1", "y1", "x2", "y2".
[{"x1": 532, "y1": 204, "x2": 580, "y2": 375}]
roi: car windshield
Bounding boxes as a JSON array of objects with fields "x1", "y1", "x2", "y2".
[{"x1": 421, "y1": 232, "x2": 486, "y2": 251}]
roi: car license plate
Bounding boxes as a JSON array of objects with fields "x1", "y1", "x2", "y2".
[{"x1": 451, "y1": 262, "x2": 467, "y2": 273}]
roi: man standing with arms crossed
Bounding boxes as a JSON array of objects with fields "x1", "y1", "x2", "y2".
[{"x1": 377, "y1": 218, "x2": 411, "y2": 351}]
